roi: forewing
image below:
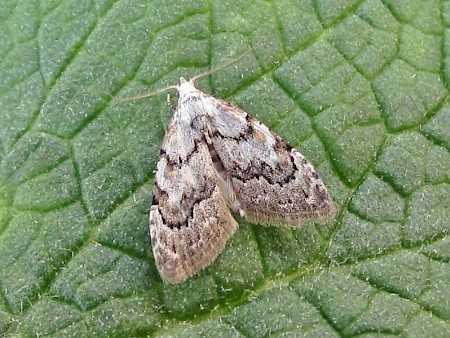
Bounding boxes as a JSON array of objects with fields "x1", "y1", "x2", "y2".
[
  {"x1": 150, "y1": 116, "x2": 238, "y2": 284},
  {"x1": 205, "y1": 98, "x2": 335, "y2": 226}
]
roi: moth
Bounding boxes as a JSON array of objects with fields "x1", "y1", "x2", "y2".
[{"x1": 149, "y1": 70, "x2": 335, "y2": 284}]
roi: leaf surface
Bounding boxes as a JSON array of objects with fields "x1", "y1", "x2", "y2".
[{"x1": 0, "y1": 0, "x2": 449, "y2": 337}]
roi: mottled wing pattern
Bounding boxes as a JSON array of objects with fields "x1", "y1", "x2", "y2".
[
  {"x1": 150, "y1": 102, "x2": 238, "y2": 284},
  {"x1": 204, "y1": 96, "x2": 335, "y2": 226},
  {"x1": 149, "y1": 78, "x2": 335, "y2": 284}
]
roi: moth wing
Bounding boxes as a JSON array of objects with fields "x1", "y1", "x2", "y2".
[
  {"x1": 206, "y1": 98, "x2": 335, "y2": 226},
  {"x1": 150, "y1": 119, "x2": 238, "y2": 284}
]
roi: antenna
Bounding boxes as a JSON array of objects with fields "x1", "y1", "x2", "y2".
[
  {"x1": 116, "y1": 49, "x2": 252, "y2": 102},
  {"x1": 190, "y1": 49, "x2": 252, "y2": 83},
  {"x1": 116, "y1": 84, "x2": 179, "y2": 102}
]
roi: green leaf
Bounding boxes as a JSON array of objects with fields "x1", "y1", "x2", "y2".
[{"x1": 1, "y1": 0, "x2": 449, "y2": 337}]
